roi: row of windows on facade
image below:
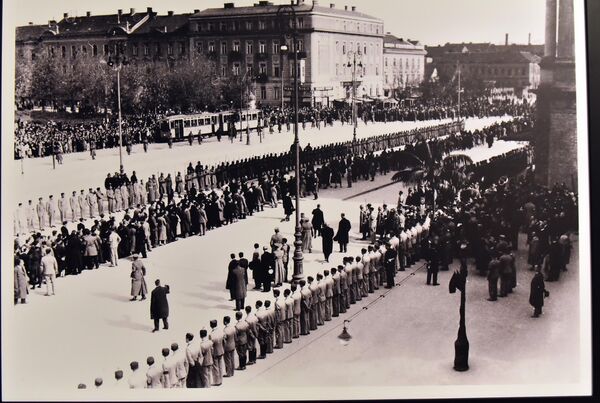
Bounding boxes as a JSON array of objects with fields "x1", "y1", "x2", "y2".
[
  {"x1": 194, "y1": 18, "x2": 380, "y2": 35},
  {"x1": 43, "y1": 42, "x2": 187, "y2": 59},
  {"x1": 384, "y1": 73, "x2": 423, "y2": 85},
  {"x1": 463, "y1": 65, "x2": 530, "y2": 77},
  {"x1": 251, "y1": 85, "x2": 383, "y2": 101},
  {"x1": 335, "y1": 40, "x2": 379, "y2": 57},
  {"x1": 384, "y1": 57, "x2": 422, "y2": 70},
  {"x1": 198, "y1": 39, "x2": 300, "y2": 55}
]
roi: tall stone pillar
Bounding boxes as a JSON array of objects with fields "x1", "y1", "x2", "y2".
[
  {"x1": 557, "y1": 0, "x2": 575, "y2": 60},
  {"x1": 534, "y1": 0, "x2": 577, "y2": 190},
  {"x1": 544, "y1": 0, "x2": 557, "y2": 58}
]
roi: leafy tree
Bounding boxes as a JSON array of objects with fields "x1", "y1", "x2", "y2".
[{"x1": 29, "y1": 52, "x2": 60, "y2": 109}]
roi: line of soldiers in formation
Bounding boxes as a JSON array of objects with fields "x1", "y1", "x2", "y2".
[
  {"x1": 81, "y1": 215, "x2": 432, "y2": 389},
  {"x1": 12, "y1": 123, "x2": 533, "y2": 299},
  {"x1": 11, "y1": 119, "x2": 467, "y2": 236},
  {"x1": 13, "y1": 113, "x2": 533, "y2": 238}
]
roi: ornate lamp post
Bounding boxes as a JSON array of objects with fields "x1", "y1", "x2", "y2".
[
  {"x1": 347, "y1": 50, "x2": 363, "y2": 146},
  {"x1": 106, "y1": 42, "x2": 128, "y2": 174},
  {"x1": 449, "y1": 270, "x2": 469, "y2": 371},
  {"x1": 278, "y1": 3, "x2": 303, "y2": 284}
]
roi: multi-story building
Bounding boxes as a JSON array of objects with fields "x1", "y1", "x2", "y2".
[
  {"x1": 16, "y1": 1, "x2": 396, "y2": 108},
  {"x1": 189, "y1": 0, "x2": 384, "y2": 107},
  {"x1": 382, "y1": 33, "x2": 426, "y2": 97},
  {"x1": 15, "y1": 8, "x2": 194, "y2": 75}
]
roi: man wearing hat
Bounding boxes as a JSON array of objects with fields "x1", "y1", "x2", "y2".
[
  {"x1": 150, "y1": 279, "x2": 170, "y2": 331},
  {"x1": 260, "y1": 247, "x2": 274, "y2": 292},
  {"x1": 130, "y1": 254, "x2": 147, "y2": 301}
]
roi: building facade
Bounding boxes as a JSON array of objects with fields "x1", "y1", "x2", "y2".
[
  {"x1": 382, "y1": 33, "x2": 426, "y2": 97},
  {"x1": 189, "y1": 0, "x2": 384, "y2": 107},
  {"x1": 15, "y1": 1, "x2": 395, "y2": 108},
  {"x1": 426, "y1": 48, "x2": 541, "y2": 98}
]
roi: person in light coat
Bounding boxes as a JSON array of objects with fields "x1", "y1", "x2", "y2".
[
  {"x1": 46, "y1": 195, "x2": 57, "y2": 227},
  {"x1": 14, "y1": 257, "x2": 29, "y2": 304},
  {"x1": 108, "y1": 228, "x2": 122, "y2": 267},
  {"x1": 222, "y1": 316, "x2": 237, "y2": 378},
  {"x1": 198, "y1": 329, "x2": 214, "y2": 388},
  {"x1": 127, "y1": 361, "x2": 147, "y2": 389},
  {"x1": 273, "y1": 289, "x2": 287, "y2": 348},
  {"x1": 273, "y1": 245, "x2": 285, "y2": 286},
  {"x1": 209, "y1": 319, "x2": 224, "y2": 386},
  {"x1": 291, "y1": 284, "x2": 302, "y2": 339},
  {"x1": 146, "y1": 356, "x2": 163, "y2": 389},
  {"x1": 41, "y1": 247, "x2": 58, "y2": 296},
  {"x1": 36, "y1": 197, "x2": 46, "y2": 230},
  {"x1": 130, "y1": 254, "x2": 148, "y2": 301}
]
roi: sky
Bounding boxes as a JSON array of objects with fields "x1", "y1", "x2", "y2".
[{"x1": 7, "y1": 0, "x2": 546, "y2": 46}]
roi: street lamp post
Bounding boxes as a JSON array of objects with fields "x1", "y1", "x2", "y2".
[
  {"x1": 347, "y1": 51, "x2": 363, "y2": 148},
  {"x1": 278, "y1": 3, "x2": 303, "y2": 284},
  {"x1": 107, "y1": 42, "x2": 128, "y2": 174}
]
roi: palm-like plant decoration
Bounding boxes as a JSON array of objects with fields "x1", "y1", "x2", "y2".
[{"x1": 391, "y1": 140, "x2": 473, "y2": 208}]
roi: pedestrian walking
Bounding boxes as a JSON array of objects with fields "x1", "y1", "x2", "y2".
[{"x1": 130, "y1": 254, "x2": 148, "y2": 301}]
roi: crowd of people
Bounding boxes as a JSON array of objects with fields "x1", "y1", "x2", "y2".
[
  {"x1": 13, "y1": 113, "x2": 157, "y2": 159},
  {"x1": 72, "y1": 144, "x2": 576, "y2": 390},
  {"x1": 13, "y1": 118, "x2": 536, "y2": 303},
  {"x1": 14, "y1": 97, "x2": 533, "y2": 160}
]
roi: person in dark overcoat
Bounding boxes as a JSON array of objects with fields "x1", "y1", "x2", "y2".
[
  {"x1": 150, "y1": 279, "x2": 170, "y2": 332},
  {"x1": 282, "y1": 192, "x2": 294, "y2": 221},
  {"x1": 249, "y1": 244, "x2": 262, "y2": 290},
  {"x1": 226, "y1": 254, "x2": 238, "y2": 301},
  {"x1": 321, "y1": 223, "x2": 334, "y2": 262},
  {"x1": 260, "y1": 247, "x2": 274, "y2": 292},
  {"x1": 311, "y1": 205, "x2": 325, "y2": 238},
  {"x1": 334, "y1": 213, "x2": 351, "y2": 253},
  {"x1": 529, "y1": 269, "x2": 548, "y2": 317},
  {"x1": 231, "y1": 263, "x2": 247, "y2": 311}
]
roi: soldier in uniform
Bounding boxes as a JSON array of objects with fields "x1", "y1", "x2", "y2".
[
  {"x1": 300, "y1": 280, "x2": 312, "y2": 335},
  {"x1": 291, "y1": 284, "x2": 302, "y2": 338},
  {"x1": 185, "y1": 333, "x2": 201, "y2": 388},
  {"x1": 316, "y1": 273, "x2": 327, "y2": 325},
  {"x1": 209, "y1": 319, "x2": 224, "y2": 386},
  {"x1": 274, "y1": 289, "x2": 286, "y2": 348},
  {"x1": 222, "y1": 316, "x2": 237, "y2": 378},
  {"x1": 331, "y1": 267, "x2": 341, "y2": 317},
  {"x1": 264, "y1": 300, "x2": 276, "y2": 353},
  {"x1": 58, "y1": 193, "x2": 67, "y2": 224},
  {"x1": 255, "y1": 300, "x2": 269, "y2": 358},
  {"x1": 198, "y1": 329, "x2": 214, "y2": 388},
  {"x1": 323, "y1": 270, "x2": 334, "y2": 321},
  {"x1": 234, "y1": 311, "x2": 249, "y2": 370},
  {"x1": 244, "y1": 305, "x2": 259, "y2": 364},
  {"x1": 46, "y1": 195, "x2": 57, "y2": 227},
  {"x1": 487, "y1": 251, "x2": 500, "y2": 301},
  {"x1": 36, "y1": 197, "x2": 46, "y2": 230},
  {"x1": 283, "y1": 289, "x2": 294, "y2": 342},
  {"x1": 307, "y1": 276, "x2": 319, "y2": 330},
  {"x1": 146, "y1": 356, "x2": 163, "y2": 389},
  {"x1": 127, "y1": 361, "x2": 147, "y2": 389}
]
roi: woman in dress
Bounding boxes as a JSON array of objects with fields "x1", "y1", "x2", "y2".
[{"x1": 301, "y1": 218, "x2": 313, "y2": 253}]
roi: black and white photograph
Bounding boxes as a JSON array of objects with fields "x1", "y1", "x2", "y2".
[{"x1": 1, "y1": 0, "x2": 592, "y2": 400}]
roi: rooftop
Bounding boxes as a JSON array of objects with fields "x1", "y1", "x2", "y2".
[{"x1": 192, "y1": 1, "x2": 381, "y2": 22}]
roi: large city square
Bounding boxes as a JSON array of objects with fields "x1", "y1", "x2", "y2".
[{"x1": 1, "y1": 0, "x2": 591, "y2": 400}]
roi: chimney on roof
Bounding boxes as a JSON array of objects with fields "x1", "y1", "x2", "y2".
[
  {"x1": 86, "y1": 11, "x2": 91, "y2": 17},
  {"x1": 330, "y1": 3, "x2": 335, "y2": 8},
  {"x1": 194, "y1": 9, "x2": 200, "y2": 13},
  {"x1": 63, "y1": 12, "x2": 68, "y2": 18},
  {"x1": 344, "y1": 5, "x2": 348, "y2": 10},
  {"x1": 28, "y1": 21, "x2": 33, "y2": 25},
  {"x1": 168, "y1": 11, "x2": 174, "y2": 16},
  {"x1": 147, "y1": 7, "x2": 153, "y2": 14},
  {"x1": 351, "y1": 6, "x2": 356, "y2": 11},
  {"x1": 130, "y1": 8, "x2": 135, "y2": 15},
  {"x1": 224, "y1": 2, "x2": 235, "y2": 8},
  {"x1": 528, "y1": 33, "x2": 531, "y2": 46},
  {"x1": 505, "y1": 33, "x2": 508, "y2": 46},
  {"x1": 118, "y1": 9, "x2": 123, "y2": 16}
]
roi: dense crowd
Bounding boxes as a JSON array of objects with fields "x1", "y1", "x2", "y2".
[
  {"x1": 62, "y1": 145, "x2": 575, "y2": 390},
  {"x1": 13, "y1": 118, "x2": 531, "y2": 304},
  {"x1": 13, "y1": 113, "x2": 158, "y2": 159},
  {"x1": 13, "y1": 97, "x2": 533, "y2": 160}
]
